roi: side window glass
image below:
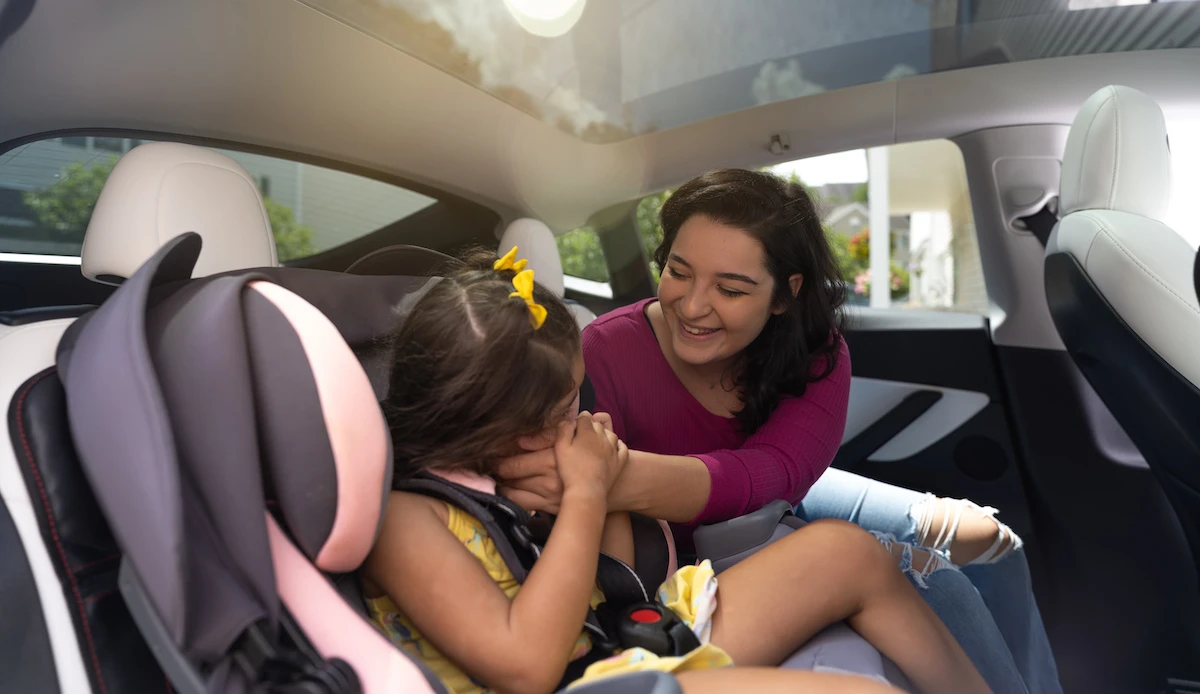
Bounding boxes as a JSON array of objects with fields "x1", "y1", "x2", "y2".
[
  {"x1": 1165, "y1": 115, "x2": 1200, "y2": 247},
  {"x1": 632, "y1": 139, "x2": 987, "y2": 314},
  {"x1": 555, "y1": 226, "x2": 611, "y2": 295},
  {"x1": 774, "y1": 140, "x2": 986, "y2": 313},
  {"x1": 0, "y1": 136, "x2": 436, "y2": 262}
]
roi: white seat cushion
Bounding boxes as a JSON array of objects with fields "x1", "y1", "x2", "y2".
[
  {"x1": 0, "y1": 320, "x2": 91, "y2": 694},
  {"x1": 1049, "y1": 85, "x2": 1200, "y2": 388},
  {"x1": 1053, "y1": 210, "x2": 1200, "y2": 387}
]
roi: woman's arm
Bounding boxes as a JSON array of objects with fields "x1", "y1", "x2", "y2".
[
  {"x1": 606, "y1": 450, "x2": 711, "y2": 521},
  {"x1": 366, "y1": 488, "x2": 609, "y2": 694},
  {"x1": 501, "y1": 340, "x2": 852, "y2": 526},
  {"x1": 599, "y1": 512, "x2": 636, "y2": 566}
]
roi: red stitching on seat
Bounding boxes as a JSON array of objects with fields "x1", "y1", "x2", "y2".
[
  {"x1": 16, "y1": 369, "x2": 109, "y2": 694},
  {"x1": 70, "y1": 553, "x2": 121, "y2": 574},
  {"x1": 84, "y1": 589, "x2": 118, "y2": 606}
]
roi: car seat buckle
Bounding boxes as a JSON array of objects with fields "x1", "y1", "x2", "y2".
[
  {"x1": 601, "y1": 602, "x2": 701, "y2": 657},
  {"x1": 233, "y1": 622, "x2": 360, "y2": 694}
]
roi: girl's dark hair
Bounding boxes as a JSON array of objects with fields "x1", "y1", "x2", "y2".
[
  {"x1": 383, "y1": 247, "x2": 581, "y2": 478},
  {"x1": 655, "y1": 168, "x2": 846, "y2": 434}
]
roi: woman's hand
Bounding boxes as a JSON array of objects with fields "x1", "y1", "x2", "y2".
[{"x1": 497, "y1": 412, "x2": 621, "y2": 513}]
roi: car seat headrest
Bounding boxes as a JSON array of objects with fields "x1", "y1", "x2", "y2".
[
  {"x1": 242, "y1": 282, "x2": 392, "y2": 573},
  {"x1": 82, "y1": 142, "x2": 278, "y2": 285},
  {"x1": 498, "y1": 218, "x2": 564, "y2": 297},
  {"x1": 1060, "y1": 85, "x2": 1171, "y2": 221}
]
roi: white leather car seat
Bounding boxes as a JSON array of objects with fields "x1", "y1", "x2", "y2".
[
  {"x1": 82, "y1": 141, "x2": 278, "y2": 284},
  {"x1": 1043, "y1": 85, "x2": 1200, "y2": 578},
  {"x1": 0, "y1": 141, "x2": 278, "y2": 694},
  {"x1": 499, "y1": 218, "x2": 598, "y2": 327}
]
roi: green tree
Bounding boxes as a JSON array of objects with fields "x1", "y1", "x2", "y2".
[
  {"x1": 263, "y1": 198, "x2": 315, "y2": 262},
  {"x1": 635, "y1": 189, "x2": 671, "y2": 280},
  {"x1": 23, "y1": 156, "x2": 316, "y2": 262},
  {"x1": 852, "y1": 183, "x2": 869, "y2": 203},
  {"x1": 22, "y1": 156, "x2": 119, "y2": 242},
  {"x1": 840, "y1": 229, "x2": 909, "y2": 299},
  {"x1": 554, "y1": 227, "x2": 608, "y2": 282}
]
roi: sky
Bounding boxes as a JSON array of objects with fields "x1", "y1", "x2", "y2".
[{"x1": 771, "y1": 149, "x2": 868, "y2": 187}]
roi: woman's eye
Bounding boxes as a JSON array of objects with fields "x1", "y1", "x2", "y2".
[
  {"x1": 718, "y1": 287, "x2": 747, "y2": 297},
  {"x1": 666, "y1": 267, "x2": 687, "y2": 280}
]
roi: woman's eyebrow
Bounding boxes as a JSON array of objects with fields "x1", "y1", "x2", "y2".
[
  {"x1": 716, "y1": 272, "x2": 758, "y2": 285},
  {"x1": 670, "y1": 252, "x2": 759, "y2": 285}
]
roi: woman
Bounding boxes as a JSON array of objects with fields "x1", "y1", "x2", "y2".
[{"x1": 496, "y1": 169, "x2": 1060, "y2": 693}]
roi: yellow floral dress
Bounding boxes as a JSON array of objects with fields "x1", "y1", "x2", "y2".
[{"x1": 366, "y1": 502, "x2": 732, "y2": 694}]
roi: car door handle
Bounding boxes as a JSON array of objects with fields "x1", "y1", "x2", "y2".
[{"x1": 833, "y1": 390, "x2": 943, "y2": 471}]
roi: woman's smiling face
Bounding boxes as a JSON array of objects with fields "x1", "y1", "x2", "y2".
[{"x1": 656, "y1": 214, "x2": 786, "y2": 370}]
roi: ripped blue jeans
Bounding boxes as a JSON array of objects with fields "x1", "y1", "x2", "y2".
[{"x1": 796, "y1": 467, "x2": 1062, "y2": 694}]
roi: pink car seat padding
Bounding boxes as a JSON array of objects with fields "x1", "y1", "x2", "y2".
[
  {"x1": 267, "y1": 515, "x2": 437, "y2": 694},
  {"x1": 251, "y1": 282, "x2": 389, "y2": 573},
  {"x1": 657, "y1": 520, "x2": 678, "y2": 576}
]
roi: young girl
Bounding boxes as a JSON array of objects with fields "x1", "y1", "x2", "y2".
[{"x1": 361, "y1": 247, "x2": 990, "y2": 694}]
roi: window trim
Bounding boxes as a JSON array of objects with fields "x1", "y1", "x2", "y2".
[{"x1": 563, "y1": 275, "x2": 613, "y2": 299}]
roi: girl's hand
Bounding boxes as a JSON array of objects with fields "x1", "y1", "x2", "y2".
[
  {"x1": 497, "y1": 411, "x2": 619, "y2": 513},
  {"x1": 555, "y1": 412, "x2": 624, "y2": 499}
]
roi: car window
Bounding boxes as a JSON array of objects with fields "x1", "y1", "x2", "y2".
[
  {"x1": 1165, "y1": 116, "x2": 1200, "y2": 248},
  {"x1": 0, "y1": 136, "x2": 437, "y2": 262},
  {"x1": 556, "y1": 225, "x2": 612, "y2": 297},
  {"x1": 634, "y1": 139, "x2": 988, "y2": 314}
]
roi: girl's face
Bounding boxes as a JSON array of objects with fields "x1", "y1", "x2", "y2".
[
  {"x1": 657, "y1": 215, "x2": 798, "y2": 370},
  {"x1": 517, "y1": 349, "x2": 586, "y2": 451}
]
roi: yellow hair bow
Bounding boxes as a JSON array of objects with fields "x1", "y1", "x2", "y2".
[
  {"x1": 494, "y1": 246, "x2": 528, "y2": 273},
  {"x1": 509, "y1": 269, "x2": 547, "y2": 330},
  {"x1": 495, "y1": 246, "x2": 546, "y2": 329}
]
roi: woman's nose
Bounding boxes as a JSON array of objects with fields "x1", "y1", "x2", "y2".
[{"x1": 681, "y1": 287, "x2": 711, "y2": 319}]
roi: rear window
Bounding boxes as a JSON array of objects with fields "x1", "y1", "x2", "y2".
[{"x1": 0, "y1": 136, "x2": 437, "y2": 262}]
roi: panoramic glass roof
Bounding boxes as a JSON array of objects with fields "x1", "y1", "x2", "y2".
[{"x1": 301, "y1": 0, "x2": 1200, "y2": 143}]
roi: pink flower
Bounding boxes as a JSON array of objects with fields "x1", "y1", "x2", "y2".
[{"x1": 854, "y1": 272, "x2": 870, "y2": 295}]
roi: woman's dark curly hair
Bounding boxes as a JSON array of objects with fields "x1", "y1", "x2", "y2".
[
  {"x1": 655, "y1": 168, "x2": 846, "y2": 434},
  {"x1": 382, "y1": 247, "x2": 581, "y2": 478}
]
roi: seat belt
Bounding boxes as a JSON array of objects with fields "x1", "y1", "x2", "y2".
[
  {"x1": 1017, "y1": 200, "x2": 1060, "y2": 247},
  {"x1": 392, "y1": 473, "x2": 699, "y2": 665}
]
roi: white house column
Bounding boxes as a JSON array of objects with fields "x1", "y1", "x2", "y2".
[{"x1": 867, "y1": 147, "x2": 891, "y2": 308}]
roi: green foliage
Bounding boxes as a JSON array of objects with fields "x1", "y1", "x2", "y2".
[
  {"x1": 22, "y1": 156, "x2": 316, "y2": 262},
  {"x1": 264, "y1": 197, "x2": 315, "y2": 262},
  {"x1": 852, "y1": 183, "x2": 869, "y2": 203},
  {"x1": 635, "y1": 189, "x2": 671, "y2": 280},
  {"x1": 554, "y1": 227, "x2": 609, "y2": 282},
  {"x1": 825, "y1": 228, "x2": 856, "y2": 282},
  {"x1": 23, "y1": 156, "x2": 119, "y2": 242},
  {"x1": 841, "y1": 229, "x2": 909, "y2": 299}
]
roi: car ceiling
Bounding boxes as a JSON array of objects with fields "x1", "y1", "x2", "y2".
[{"x1": 3, "y1": 0, "x2": 1200, "y2": 230}]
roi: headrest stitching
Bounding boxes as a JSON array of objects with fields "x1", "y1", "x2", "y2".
[
  {"x1": 1109, "y1": 87, "x2": 1121, "y2": 212},
  {"x1": 1073, "y1": 95, "x2": 1105, "y2": 215},
  {"x1": 1081, "y1": 212, "x2": 1200, "y2": 316}
]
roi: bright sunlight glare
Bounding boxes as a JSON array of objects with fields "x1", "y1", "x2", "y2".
[{"x1": 503, "y1": 0, "x2": 587, "y2": 37}]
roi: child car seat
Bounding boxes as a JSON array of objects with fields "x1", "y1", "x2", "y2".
[{"x1": 55, "y1": 232, "x2": 681, "y2": 694}]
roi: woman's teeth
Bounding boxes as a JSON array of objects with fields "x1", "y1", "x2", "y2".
[{"x1": 683, "y1": 324, "x2": 716, "y2": 335}]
